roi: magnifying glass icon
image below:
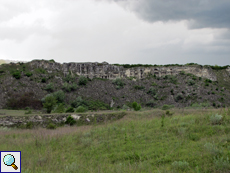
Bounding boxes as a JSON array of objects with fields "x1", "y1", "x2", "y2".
[{"x1": 3, "y1": 154, "x2": 18, "y2": 170}]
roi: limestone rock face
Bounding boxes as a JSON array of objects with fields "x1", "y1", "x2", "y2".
[{"x1": 30, "y1": 60, "x2": 218, "y2": 81}]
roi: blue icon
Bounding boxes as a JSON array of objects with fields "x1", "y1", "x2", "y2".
[{"x1": 3, "y1": 154, "x2": 18, "y2": 170}]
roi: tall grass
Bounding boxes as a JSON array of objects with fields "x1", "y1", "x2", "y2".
[{"x1": 1, "y1": 108, "x2": 230, "y2": 172}]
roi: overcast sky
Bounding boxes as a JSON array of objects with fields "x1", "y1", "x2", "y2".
[{"x1": 0, "y1": 0, "x2": 230, "y2": 66}]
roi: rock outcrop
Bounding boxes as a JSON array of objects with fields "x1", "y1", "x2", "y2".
[{"x1": 29, "y1": 60, "x2": 217, "y2": 81}]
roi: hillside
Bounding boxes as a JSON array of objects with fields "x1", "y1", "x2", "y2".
[{"x1": 0, "y1": 59, "x2": 230, "y2": 112}]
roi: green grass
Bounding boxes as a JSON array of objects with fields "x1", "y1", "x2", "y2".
[{"x1": 1, "y1": 108, "x2": 230, "y2": 172}]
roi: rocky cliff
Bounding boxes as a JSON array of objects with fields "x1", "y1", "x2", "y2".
[{"x1": 29, "y1": 60, "x2": 218, "y2": 81}]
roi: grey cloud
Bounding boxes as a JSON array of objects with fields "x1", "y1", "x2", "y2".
[
  {"x1": 107, "y1": 0, "x2": 230, "y2": 29},
  {"x1": 0, "y1": 1, "x2": 31, "y2": 22}
]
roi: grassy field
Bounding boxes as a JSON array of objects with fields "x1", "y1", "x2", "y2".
[{"x1": 1, "y1": 108, "x2": 230, "y2": 172}]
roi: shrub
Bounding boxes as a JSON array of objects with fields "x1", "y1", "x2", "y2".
[
  {"x1": 47, "y1": 123, "x2": 57, "y2": 129},
  {"x1": 66, "y1": 106, "x2": 75, "y2": 113},
  {"x1": 75, "y1": 106, "x2": 86, "y2": 113},
  {"x1": 71, "y1": 96, "x2": 87, "y2": 108},
  {"x1": 187, "y1": 79, "x2": 195, "y2": 86},
  {"x1": 41, "y1": 78, "x2": 46, "y2": 83},
  {"x1": 147, "y1": 87, "x2": 157, "y2": 96},
  {"x1": 210, "y1": 114, "x2": 222, "y2": 125},
  {"x1": 26, "y1": 122, "x2": 34, "y2": 129},
  {"x1": 64, "y1": 74, "x2": 75, "y2": 83},
  {"x1": 62, "y1": 82, "x2": 71, "y2": 92},
  {"x1": 78, "y1": 76, "x2": 88, "y2": 85},
  {"x1": 45, "y1": 83, "x2": 54, "y2": 92},
  {"x1": 112, "y1": 78, "x2": 125, "y2": 89},
  {"x1": 162, "y1": 104, "x2": 174, "y2": 110},
  {"x1": 180, "y1": 71, "x2": 185, "y2": 75},
  {"x1": 52, "y1": 103, "x2": 65, "y2": 113},
  {"x1": 175, "y1": 94, "x2": 183, "y2": 102},
  {"x1": 214, "y1": 156, "x2": 230, "y2": 171},
  {"x1": 152, "y1": 82, "x2": 157, "y2": 86},
  {"x1": 65, "y1": 116, "x2": 76, "y2": 126},
  {"x1": 205, "y1": 83, "x2": 209, "y2": 86},
  {"x1": 12, "y1": 71, "x2": 21, "y2": 79},
  {"x1": 204, "y1": 142, "x2": 222, "y2": 156},
  {"x1": 172, "y1": 161, "x2": 189, "y2": 171},
  {"x1": 199, "y1": 77, "x2": 202, "y2": 80},
  {"x1": 134, "y1": 85, "x2": 145, "y2": 90},
  {"x1": 86, "y1": 100, "x2": 110, "y2": 110},
  {"x1": 49, "y1": 59, "x2": 55, "y2": 63},
  {"x1": 25, "y1": 72, "x2": 32, "y2": 77},
  {"x1": 42, "y1": 94, "x2": 57, "y2": 113},
  {"x1": 170, "y1": 89, "x2": 174, "y2": 95},
  {"x1": 146, "y1": 100, "x2": 156, "y2": 107},
  {"x1": 168, "y1": 75, "x2": 178, "y2": 84},
  {"x1": 53, "y1": 90, "x2": 65, "y2": 103},
  {"x1": 122, "y1": 105, "x2": 130, "y2": 110},
  {"x1": 132, "y1": 102, "x2": 141, "y2": 111},
  {"x1": 25, "y1": 109, "x2": 32, "y2": 114},
  {"x1": 70, "y1": 84, "x2": 78, "y2": 91},
  {"x1": 205, "y1": 79, "x2": 212, "y2": 83},
  {"x1": 166, "y1": 110, "x2": 173, "y2": 116},
  {"x1": 192, "y1": 76, "x2": 197, "y2": 80}
]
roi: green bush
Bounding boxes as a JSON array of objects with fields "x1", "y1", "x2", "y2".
[
  {"x1": 204, "y1": 142, "x2": 222, "y2": 156},
  {"x1": 12, "y1": 71, "x2": 21, "y2": 79},
  {"x1": 168, "y1": 75, "x2": 178, "y2": 84},
  {"x1": 180, "y1": 71, "x2": 185, "y2": 75},
  {"x1": 187, "y1": 79, "x2": 195, "y2": 86},
  {"x1": 210, "y1": 114, "x2": 222, "y2": 125},
  {"x1": 112, "y1": 78, "x2": 125, "y2": 89},
  {"x1": 86, "y1": 100, "x2": 110, "y2": 110},
  {"x1": 152, "y1": 82, "x2": 157, "y2": 86},
  {"x1": 41, "y1": 78, "x2": 46, "y2": 83},
  {"x1": 47, "y1": 123, "x2": 57, "y2": 129},
  {"x1": 65, "y1": 116, "x2": 76, "y2": 126},
  {"x1": 162, "y1": 104, "x2": 174, "y2": 110},
  {"x1": 205, "y1": 79, "x2": 212, "y2": 83},
  {"x1": 52, "y1": 103, "x2": 65, "y2": 113},
  {"x1": 166, "y1": 110, "x2": 173, "y2": 116},
  {"x1": 175, "y1": 94, "x2": 183, "y2": 102},
  {"x1": 26, "y1": 121, "x2": 33, "y2": 129},
  {"x1": 71, "y1": 96, "x2": 88, "y2": 108},
  {"x1": 25, "y1": 72, "x2": 32, "y2": 77},
  {"x1": 64, "y1": 74, "x2": 75, "y2": 83},
  {"x1": 45, "y1": 83, "x2": 54, "y2": 92},
  {"x1": 49, "y1": 59, "x2": 55, "y2": 63},
  {"x1": 146, "y1": 100, "x2": 156, "y2": 107},
  {"x1": 78, "y1": 76, "x2": 88, "y2": 85},
  {"x1": 172, "y1": 161, "x2": 189, "y2": 171},
  {"x1": 66, "y1": 107, "x2": 75, "y2": 113},
  {"x1": 62, "y1": 82, "x2": 71, "y2": 92},
  {"x1": 132, "y1": 102, "x2": 141, "y2": 111},
  {"x1": 53, "y1": 90, "x2": 65, "y2": 103},
  {"x1": 134, "y1": 85, "x2": 145, "y2": 90},
  {"x1": 122, "y1": 105, "x2": 130, "y2": 110},
  {"x1": 214, "y1": 156, "x2": 230, "y2": 171},
  {"x1": 147, "y1": 87, "x2": 157, "y2": 96},
  {"x1": 25, "y1": 109, "x2": 32, "y2": 114},
  {"x1": 171, "y1": 89, "x2": 174, "y2": 95},
  {"x1": 75, "y1": 106, "x2": 86, "y2": 113}
]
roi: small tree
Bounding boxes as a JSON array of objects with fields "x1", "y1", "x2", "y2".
[
  {"x1": 43, "y1": 95, "x2": 57, "y2": 113},
  {"x1": 132, "y1": 102, "x2": 141, "y2": 111}
]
